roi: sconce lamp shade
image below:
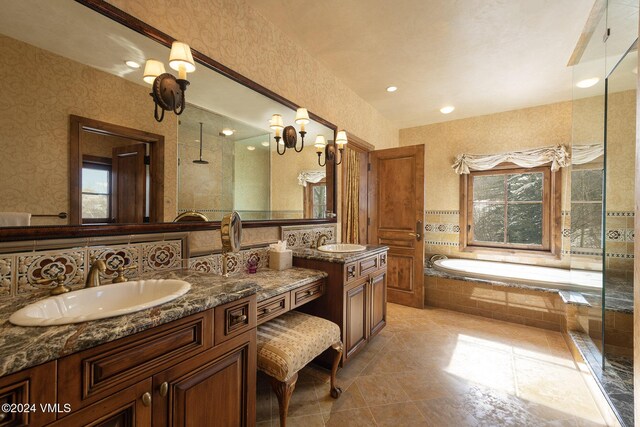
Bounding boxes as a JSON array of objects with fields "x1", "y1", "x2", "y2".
[
  {"x1": 295, "y1": 108, "x2": 310, "y2": 125},
  {"x1": 169, "y1": 41, "x2": 196, "y2": 74},
  {"x1": 336, "y1": 130, "x2": 348, "y2": 147},
  {"x1": 314, "y1": 135, "x2": 327, "y2": 152},
  {"x1": 270, "y1": 114, "x2": 284, "y2": 131},
  {"x1": 143, "y1": 59, "x2": 166, "y2": 84}
]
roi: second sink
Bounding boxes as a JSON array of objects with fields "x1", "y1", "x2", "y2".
[{"x1": 317, "y1": 244, "x2": 367, "y2": 253}]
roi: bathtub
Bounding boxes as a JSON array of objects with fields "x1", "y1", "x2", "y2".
[{"x1": 433, "y1": 258, "x2": 602, "y2": 292}]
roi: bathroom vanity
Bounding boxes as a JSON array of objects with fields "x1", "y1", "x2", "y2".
[
  {"x1": 0, "y1": 268, "x2": 326, "y2": 426},
  {"x1": 292, "y1": 245, "x2": 388, "y2": 365}
]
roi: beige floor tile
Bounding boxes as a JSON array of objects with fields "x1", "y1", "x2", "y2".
[
  {"x1": 355, "y1": 373, "x2": 411, "y2": 407},
  {"x1": 323, "y1": 407, "x2": 378, "y2": 426},
  {"x1": 256, "y1": 304, "x2": 609, "y2": 426},
  {"x1": 369, "y1": 402, "x2": 429, "y2": 426}
]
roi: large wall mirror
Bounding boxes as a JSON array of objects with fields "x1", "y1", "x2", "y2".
[{"x1": 0, "y1": 0, "x2": 336, "y2": 238}]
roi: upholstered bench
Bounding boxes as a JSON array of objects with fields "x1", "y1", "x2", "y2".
[{"x1": 257, "y1": 310, "x2": 343, "y2": 426}]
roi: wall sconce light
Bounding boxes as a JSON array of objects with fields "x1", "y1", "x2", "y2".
[
  {"x1": 270, "y1": 107, "x2": 310, "y2": 155},
  {"x1": 316, "y1": 130, "x2": 348, "y2": 166},
  {"x1": 143, "y1": 41, "x2": 196, "y2": 122}
]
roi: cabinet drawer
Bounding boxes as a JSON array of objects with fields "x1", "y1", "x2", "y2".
[
  {"x1": 257, "y1": 294, "x2": 290, "y2": 325},
  {"x1": 0, "y1": 362, "x2": 56, "y2": 427},
  {"x1": 345, "y1": 263, "x2": 358, "y2": 283},
  {"x1": 358, "y1": 255, "x2": 379, "y2": 276},
  {"x1": 292, "y1": 280, "x2": 324, "y2": 308},
  {"x1": 214, "y1": 295, "x2": 257, "y2": 345},
  {"x1": 58, "y1": 310, "x2": 213, "y2": 411}
]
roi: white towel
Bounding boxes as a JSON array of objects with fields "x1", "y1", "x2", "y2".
[{"x1": 0, "y1": 212, "x2": 31, "y2": 226}]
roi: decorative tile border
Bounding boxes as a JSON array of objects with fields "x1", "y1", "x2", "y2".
[
  {"x1": 606, "y1": 211, "x2": 634, "y2": 217},
  {"x1": 605, "y1": 228, "x2": 634, "y2": 243},
  {"x1": 0, "y1": 237, "x2": 186, "y2": 300},
  {"x1": 142, "y1": 241, "x2": 182, "y2": 273},
  {"x1": 89, "y1": 245, "x2": 141, "y2": 281},
  {"x1": 425, "y1": 210, "x2": 460, "y2": 215},
  {"x1": 606, "y1": 253, "x2": 634, "y2": 259},
  {"x1": 425, "y1": 223, "x2": 460, "y2": 233},
  {"x1": 426, "y1": 241, "x2": 458, "y2": 247},
  {"x1": 281, "y1": 225, "x2": 336, "y2": 249},
  {"x1": 188, "y1": 247, "x2": 270, "y2": 276},
  {"x1": 16, "y1": 249, "x2": 86, "y2": 295},
  {"x1": 0, "y1": 257, "x2": 12, "y2": 297}
]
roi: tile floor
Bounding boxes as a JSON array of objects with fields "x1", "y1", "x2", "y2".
[{"x1": 257, "y1": 303, "x2": 610, "y2": 426}]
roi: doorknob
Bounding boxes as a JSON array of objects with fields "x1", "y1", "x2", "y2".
[{"x1": 414, "y1": 220, "x2": 422, "y2": 241}]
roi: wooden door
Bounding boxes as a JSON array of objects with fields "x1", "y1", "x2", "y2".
[
  {"x1": 369, "y1": 145, "x2": 425, "y2": 308},
  {"x1": 112, "y1": 144, "x2": 146, "y2": 223},
  {"x1": 369, "y1": 270, "x2": 387, "y2": 337},
  {"x1": 50, "y1": 379, "x2": 152, "y2": 427},
  {"x1": 152, "y1": 336, "x2": 255, "y2": 427},
  {"x1": 344, "y1": 279, "x2": 368, "y2": 360}
]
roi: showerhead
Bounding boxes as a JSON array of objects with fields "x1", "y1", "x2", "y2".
[{"x1": 194, "y1": 122, "x2": 209, "y2": 164}]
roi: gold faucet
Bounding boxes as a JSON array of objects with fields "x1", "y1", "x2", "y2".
[
  {"x1": 316, "y1": 234, "x2": 329, "y2": 249},
  {"x1": 85, "y1": 258, "x2": 106, "y2": 288}
]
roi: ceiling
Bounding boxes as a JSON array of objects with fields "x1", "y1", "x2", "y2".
[{"x1": 250, "y1": 0, "x2": 597, "y2": 128}]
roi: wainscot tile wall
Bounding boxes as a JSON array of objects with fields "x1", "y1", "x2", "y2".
[
  {"x1": 281, "y1": 225, "x2": 336, "y2": 249},
  {"x1": 424, "y1": 209, "x2": 632, "y2": 270}
]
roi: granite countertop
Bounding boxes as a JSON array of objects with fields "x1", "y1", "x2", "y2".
[
  {"x1": 292, "y1": 245, "x2": 388, "y2": 264},
  {"x1": 0, "y1": 267, "x2": 326, "y2": 377}
]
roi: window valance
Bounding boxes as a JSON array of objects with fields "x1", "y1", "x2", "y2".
[
  {"x1": 451, "y1": 144, "x2": 602, "y2": 175},
  {"x1": 297, "y1": 170, "x2": 326, "y2": 186}
]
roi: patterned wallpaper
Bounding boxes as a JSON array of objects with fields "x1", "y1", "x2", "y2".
[
  {"x1": 106, "y1": 0, "x2": 398, "y2": 150},
  {"x1": 0, "y1": 34, "x2": 178, "y2": 223}
]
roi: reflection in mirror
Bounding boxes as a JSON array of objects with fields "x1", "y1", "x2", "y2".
[
  {"x1": 0, "y1": 0, "x2": 336, "y2": 230},
  {"x1": 178, "y1": 105, "x2": 330, "y2": 221}
]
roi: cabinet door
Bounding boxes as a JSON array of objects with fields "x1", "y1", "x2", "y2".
[
  {"x1": 0, "y1": 362, "x2": 56, "y2": 427},
  {"x1": 344, "y1": 279, "x2": 369, "y2": 361},
  {"x1": 369, "y1": 271, "x2": 387, "y2": 338},
  {"x1": 49, "y1": 379, "x2": 152, "y2": 427},
  {"x1": 153, "y1": 331, "x2": 256, "y2": 427}
]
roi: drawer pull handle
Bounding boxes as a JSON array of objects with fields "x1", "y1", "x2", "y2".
[
  {"x1": 306, "y1": 290, "x2": 317, "y2": 296},
  {"x1": 0, "y1": 413, "x2": 6, "y2": 421},
  {"x1": 141, "y1": 392, "x2": 152, "y2": 407},
  {"x1": 231, "y1": 314, "x2": 247, "y2": 323},
  {"x1": 159, "y1": 382, "x2": 169, "y2": 397},
  {"x1": 262, "y1": 307, "x2": 275, "y2": 314}
]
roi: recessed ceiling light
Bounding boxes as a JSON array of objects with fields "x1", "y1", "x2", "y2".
[
  {"x1": 440, "y1": 106, "x2": 455, "y2": 114},
  {"x1": 221, "y1": 128, "x2": 234, "y2": 136},
  {"x1": 386, "y1": 86, "x2": 398, "y2": 92},
  {"x1": 125, "y1": 60, "x2": 140, "y2": 69},
  {"x1": 576, "y1": 78, "x2": 599, "y2": 88},
  {"x1": 261, "y1": 141, "x2": 270, "y2": 147},
  {"x1": 194, "y1": 139, "x2": 200, "y2": 142},
  {"x1": 247, "y1": 146, "x2": 255, "y2": 151}
]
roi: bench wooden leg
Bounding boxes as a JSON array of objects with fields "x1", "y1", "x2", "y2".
[
  {"x1": 270, "y1": 372, "x2": 298, "y2": 427},
  {"x1": 330, "y1": 341, "x2": 343, "y2": 398}
]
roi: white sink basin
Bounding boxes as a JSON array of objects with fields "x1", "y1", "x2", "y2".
[
  {"x1": 9, "y1": 279, "x2": 191, "y2": 326},
  {"x1": 318, "y1": 244, "x2": 367, "y2": 253}
]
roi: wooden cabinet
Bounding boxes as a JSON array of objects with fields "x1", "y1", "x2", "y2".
[
  {"x1": 256, "y1": 278, "x2": 325, "y2": 326},
  {"x1": 1, "y1": 295, "x2": 256, "y2": 427},
  {"x1": 0, "y1": 362, "x2": 56, "y2": 427},
  {"x1": 294, "y1": 250, "x2": 387, "y2": 365}
]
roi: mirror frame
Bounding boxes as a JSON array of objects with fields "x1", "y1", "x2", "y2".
[{"x1": 0, "y1": 0, "x2": 337, "y2": 241}]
